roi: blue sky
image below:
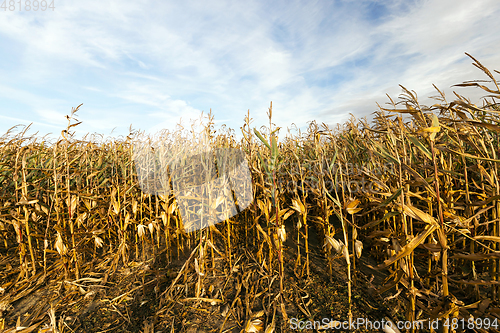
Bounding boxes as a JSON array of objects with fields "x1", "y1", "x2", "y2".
[{"x1": 1, "y1": 0, "x2": 500, "y2": 141}]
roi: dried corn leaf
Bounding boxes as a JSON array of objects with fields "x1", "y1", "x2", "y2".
[{"x1": 377, "y1": 224, "x2": 438, "y2": 269}]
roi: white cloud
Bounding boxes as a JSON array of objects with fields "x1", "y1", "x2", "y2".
[
  {"x1": 35, "y1": 109, "x2": 67, "y2": 126},
  {"x1": 0, "y1": 0, "x2": 499, "y2": 140}
]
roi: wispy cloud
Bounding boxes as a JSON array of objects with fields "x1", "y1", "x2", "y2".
[{"x1": 0, "y1": 0, "x2": 499, "y2": 140}]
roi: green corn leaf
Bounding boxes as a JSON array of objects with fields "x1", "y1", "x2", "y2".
[
  {"x1": 362, "y1": 211, "x2": 400, "y2": 229},
  {"x1": 378, "y1": 187, "x2": 403, "y2": 208},
  {"x1": 329, "y1": 148, "x2": 338, "y2": 173},
  {"x1": 254, "y1": 128, "x2": 271, "y2": 150},
  {"x1": 371, "y1": 141, "x2": 400, "y2": 164},
  {"x1": 271, "y1": 135, "x2": 278, "y2": 160},
  {"x1": 407, "y1": 135, "x2": 432, "y2": 160},
  {"x1": 326, "y1": 191, "x2": 342, "y2": 209},
  {"x1": 358, "y1": 187, "x2": 403, "y2": 217},
  {"x1": 256, "y1": 151, "x2": 269, "y2": 175}
]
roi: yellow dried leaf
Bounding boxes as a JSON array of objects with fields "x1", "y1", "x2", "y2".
[
  {"x1": 264, "y1": 323, "x2": 275, "y2": 333},
  {"x1": 345, "y1": 198, "x2": 360, "y2": 209},
  {"x1": 137, "y1": 224, "x2": 146, "y2": 238},
  {"x1": 55, "y1": 232, "x2": 67, "y2": 256},
  {"x1": 291, "y1": 199, "x2": 305, "y2": 214},
  {"x1": 346, "y1": 199, "x2": 362, "y2": 214},
  {"x1": 343, "y1": 246, "x2": 350, "y2": 265},
  {"x1": 194, "y1": 258, "x2": 204, "y2": 276},
  {"x1": 277, "y1": 225, "x2": 286, "y2": 242},
  {"x1": 245, "y1": 318, "x2": 264, "y2": 332},
  {"x1": 422, "y1": 126, "x2": 441, "y2": 133},
  {"x1": 94, "y1": 236, "x2": 104, "y2": 248},
  {"x1": 355, "y1": 240, "x2": 363, "y2": 258},
  {"x1": 256, "y1": 223, "x2": 271, "y2": 246},
  {"x1": 212, "y1": 195, "x2": 225, "y2": 210},
  {"x1": 403, "y1": 204, "x2": 439, "y2": 226},
  {"x1": 124, "y1": 212, "x2": 131, "y2": 230},
  {"x1": 281, "y1": 208, "x2": 295, "y2": 221},
  {"x1": 324, "y1": 235, "x2": 343, "y2": 254},
  {"x1": 378, "y1": 224, "x2": 438, "y2": 269},
  {"x1": 474, "y1": 236, "x2": 500, "y2": 242},
  {"x1": 132, "y1": 199, "x2": 138, "y2": 215}
]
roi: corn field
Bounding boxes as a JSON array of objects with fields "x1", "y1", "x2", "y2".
[{"x1": 1, "y1": 53, "x2": 500, "y2": 332}]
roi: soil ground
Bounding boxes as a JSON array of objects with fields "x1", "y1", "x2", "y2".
[{"x1": 0, "y1": 213, "x2": 473, "y2": 333}]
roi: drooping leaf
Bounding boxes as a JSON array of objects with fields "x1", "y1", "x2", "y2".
[
  {"x1": 346, "y1": 198, "x2": 362, "y2": 214},
  {"x1": 371, "y1": 141, "x2": 400, "y2": 164},
  {"x1": 403, "y1": 204, "x2": 439, "y2": 226},
  {"x1": 253, "y1": 128, "x2": 271, "y2": 150},
  {"x1": 407, "y1": 135, "x2": 432, "y2": 160},
  {"x1": 377, "y1": 224, "x2": 438, "y2": 269},
  {"x1": 355, "y1": 240, "x2": 363, "y2": 258}
]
